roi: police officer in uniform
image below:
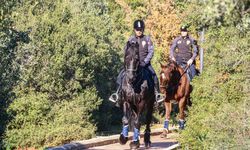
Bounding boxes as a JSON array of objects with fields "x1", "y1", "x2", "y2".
[
  {"x1": 109, "y1": 19, "x2": 164, "y2": 104},
  {"x1": 170, "y1": 25, "x2": 198, "y2": 80}
]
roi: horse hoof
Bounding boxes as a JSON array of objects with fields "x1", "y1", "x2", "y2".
[
  {"x1": 145, "y1": 141, "x2": 151, "y2": 149},
  {"x1": 160, "y1": 133, "x2": 166, "y2": 138},
  {"x1": 130, "y1": 140, "x2": 140, "y2": 150},
  {"x1": 144, "y1": 131, "x2": 151, "y2": 148},
  {"x1": 160, "y1": 129, "x2": 168, "y2": 138},
  {"x1": 119, "y1": 134, "x2": 128, "y2": 145},
  {"x1": 178, "y1": 120, "x2": 185, "y2": 130}
]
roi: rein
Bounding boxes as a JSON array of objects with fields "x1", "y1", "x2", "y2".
[{"x1": 177, "y1": 65, "x2": 189, "y2": 82}]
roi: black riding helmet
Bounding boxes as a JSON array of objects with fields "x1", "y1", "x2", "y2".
[
  {"x1": 180, "y1": 25, "x2": 188, "y2": 32},
  {"x1": 134, "y1": 20, "x2": 145, "y2": 31}
]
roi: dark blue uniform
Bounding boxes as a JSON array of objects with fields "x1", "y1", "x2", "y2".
[
  {"x1": 110, "y1": 19, "x2": 164, "y2": 104},
  {"x1": 117, "y1": 35, "x2": 159, "y2": 91},
  {"x1": 170, "y1": 35, "x2": 198, "y2": 80}
]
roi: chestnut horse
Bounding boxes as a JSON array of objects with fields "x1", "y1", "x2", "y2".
[
  {"x1": 159, "y1": 61, "x2": 192, "y2": 137},
  {"x1": 118, "y1": 41, "x2": 155, "y2": 149}
]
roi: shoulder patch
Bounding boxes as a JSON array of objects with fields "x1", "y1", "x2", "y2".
[
  {"x1": 142, "y1": 40, "x2": 146, "y2": 47},
  {"x1": 145, "y1": 35, "x2": 151, "y2": 45}
]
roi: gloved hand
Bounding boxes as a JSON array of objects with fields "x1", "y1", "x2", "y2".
[
  {"x1": 140, "y1": 61, "x2": 147, "y2": 67},
  {"x1": 187, "y1": 59, "x2": 193, "y2": 66},
  {"x1": 171, "y1": 57, "x2": 176, "y2": 62}
]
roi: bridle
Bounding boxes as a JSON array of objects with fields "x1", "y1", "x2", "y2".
[
  {"x1": 124, "y1": 66, "x2": 142, "y2": 105},
  {"x1": 123, "y1": 46, "x2": 141, "y2": 104},
  {"x1": 126, "y1": 68, "x2": 138, "y2": 72}
]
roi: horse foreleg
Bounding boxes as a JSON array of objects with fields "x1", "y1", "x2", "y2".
[
  {"x1": 144, "y1": 100, "x2": 153, "y2": 148},
  {"x1": 130, "y1": 91, "x2": 146, "y2": 149},
  {"x1": 129, "y1": 109, "x2": 141, "y2": 150},
  {"x1": 119, "y1": 102, "x2": 129, "y2": 145},
  {"x1": 161, "y1": 100, "x2": 172, "y2": 138},
  {"x1": 178, "y1": 97, "x2": 186, "y2": 130}
]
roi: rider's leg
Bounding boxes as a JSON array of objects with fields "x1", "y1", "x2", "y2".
[
  {"x1": 147, "y1": 65, "x2": 165, "y2": 103},
  {"x1": 147, "y1": 65, "x2": 159, "y2": 91},
  {"x1": 189, "y1": 64, "x2": 197, "y2": 81},
  {"x1": 117, "y1": 68, "x2": 125, "y2": 85},
  {"x1": 176, "y1": 60, "x2": 186, "y2": 69},
  {"x1": 109, "y1": 69, "x2": 125, "y2": 103}
]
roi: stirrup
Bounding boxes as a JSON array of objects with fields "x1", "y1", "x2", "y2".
[
  {"x1": 155, "y1": 93, "x2": 165, "y2": 103},
  {"x1": 109, "y1": 93, "x2": 119, "y2": 103}
]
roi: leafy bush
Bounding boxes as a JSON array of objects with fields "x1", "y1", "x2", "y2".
[
  {"x1": 178, "y1": 0, "x2": 250, "y2": 149},
  {"x1": 2, "y1": 0, "x2": 125, "y2": 148},
  {"x1": 5, "y1": 89, "x2": 101, "y2": 148}
]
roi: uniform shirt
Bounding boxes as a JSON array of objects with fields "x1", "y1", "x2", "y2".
[
  {"x1": 124, "y1": 35, "x2": 154, "y2": 65},
  {"x1": 170, "y1": 35, "x2": 198, "y2": 63}
]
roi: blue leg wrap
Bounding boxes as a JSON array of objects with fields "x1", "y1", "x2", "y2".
[
  {"x1": 164, "y1": 120, "x2": 169, "y2": 129},
  {"x1": 133, "y1": 127, "x2": 140, "y2": 141},
  {"x1": 122, "y1": 125, "x2": 129, "y2": 137},
  {"x1": 179, "y1": 120, "x2": 185, "y2": 130}
]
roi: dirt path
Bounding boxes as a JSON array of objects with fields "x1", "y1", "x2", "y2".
[{"x1": 88, "y1": 132, "x2": 179, "y2": 150}]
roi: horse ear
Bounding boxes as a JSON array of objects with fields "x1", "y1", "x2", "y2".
[
  {"x1": 160, "y1": 62, "x2": 167, "y2": 68},
  {"x1": 172, "y1": 60, "x2": 177, "y2": 66},
  {"x1": 127, "y1": 41, "x2": 131, "y2": 48},
  {"x1": 160, "y1": 62, "x2": 164, "y2": 68}
]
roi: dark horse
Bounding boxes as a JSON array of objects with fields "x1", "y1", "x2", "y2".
[
  {"x1": 118, "y1": 41, "x2": 155, "y2": 149},
  {"x1": 159, "y1": 61, "x2": 192, "y2": 138}
]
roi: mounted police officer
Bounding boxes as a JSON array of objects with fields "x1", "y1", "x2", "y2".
[
  {"x1": 170, "y1": 25, "x2": 198, "y2": 81},
  {"x1": 109, "y1": 19, "x2": 164, "y2": 105}
]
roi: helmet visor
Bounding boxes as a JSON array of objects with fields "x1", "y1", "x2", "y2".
[{"x1": 135, "y1": 27, "x2": 143, "y2": 31}]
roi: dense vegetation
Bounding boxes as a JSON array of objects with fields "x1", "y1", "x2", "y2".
[
  {"x1": 178, "y1": 0, "x2": 250, "y2": 149},
  {"x1": 0, "y1": 0, "x2": 249, "y2": 149},
  {"x1": 1, "y1": 0, "x2": 126, "y2": 148}
]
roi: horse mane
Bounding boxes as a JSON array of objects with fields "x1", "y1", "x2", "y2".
[
  {"x1": 160, "y1": 61, "x2": 182, "y2": 88},
  {"x1": 160, "y1": 61, "x2": 178, "y2": 74},
  {"x1": 124, "y1": 41, "x2": 140, "y2": 68},
  {"x1": 125, "y1": 41, "x2": 139, "y2": 58}
]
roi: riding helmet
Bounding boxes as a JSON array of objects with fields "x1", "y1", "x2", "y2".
[
  {"x1": 180, "y1": 25, "x2": 188, "y2": 32},
  {"x1": 134, "y1": 20, "x2": 145, "y2": 31}
]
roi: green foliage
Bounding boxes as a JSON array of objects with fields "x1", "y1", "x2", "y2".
[
  {"x1": 178, "y1": 0, "x2": 250, "y2": 148},
  {"x1": 11, "y1": 0, "x2": 118, "y2": 100},
  {"x1": 180, "y1": 30, "x2": 250, "y2": 148},
  {"x1": 1, "y1": 0, "x2": 127, "y2": 148},
  {"x1": 125, "y1": 0, "x2": 145, "y2": 10},
  {"x1": 0, "y1": 0, "x2": 28, "y2": 148},
  {"x1": 0, "y1": 0, "x2": 19, "y2": 28},
  {"x1": 5, "y1": 88, "x2": 101, "y2": 148},
  {"x1": 1, "y1": 0, "x2": 249, "y2": 149},
  {"x1": 184, "y1": 0, "x2": 250, "y2": 31}
]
